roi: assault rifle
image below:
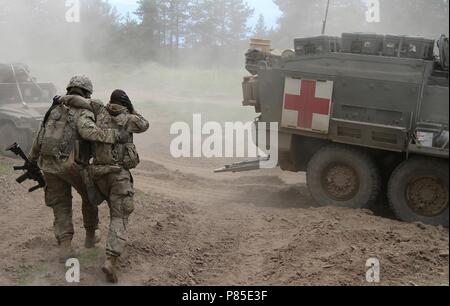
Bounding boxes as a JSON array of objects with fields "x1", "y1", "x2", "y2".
[{"x1": 6, "y1": 143, "x2": 46, "y2": 192}]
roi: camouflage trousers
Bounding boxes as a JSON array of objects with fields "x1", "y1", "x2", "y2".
[
  {"x1": 94, "y1": 167, "x2": 135, "y2": 258},
  {"x1": 44, "y1": 165, "x2": 99, "y2": 244}
]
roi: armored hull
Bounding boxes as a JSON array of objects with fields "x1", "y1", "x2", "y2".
[{"x1": 240, "y1": 34, "x2": 449, "y2": 226}]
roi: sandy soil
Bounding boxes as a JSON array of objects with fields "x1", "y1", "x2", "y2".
[
  {"x1": 0, "y1": 97, "x2": 448, "y2": 286},
  {"x1": 0, "y1": 154, "x2": 448, "y2": 286}
]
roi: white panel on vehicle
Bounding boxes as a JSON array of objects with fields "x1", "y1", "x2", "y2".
[
  {"x1": 315, "y1": 80, "x2": 333, "y2": 99},
  {"x1": 284, "y1": 77, "x2": 301, "y2": 95},
  {"x1": 312, "y1": 113, "x2": 331, "y2": 132},
  {"x1": 282, "y1": 109, "x2": 300, "y2": 128}
]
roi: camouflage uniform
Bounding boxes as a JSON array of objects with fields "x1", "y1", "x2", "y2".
[
  {"x1": 90, "y1": 102, "x2": 149, "y2": 260},
  {"x1": 29, "y1": 77, "x2": 122, "y2": 246}
]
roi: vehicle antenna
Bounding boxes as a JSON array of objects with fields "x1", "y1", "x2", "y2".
[{"x1": 321, "y1": 0, "x2": 331, "y2": 35}]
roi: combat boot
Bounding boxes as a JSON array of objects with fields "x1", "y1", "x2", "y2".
[
  {"x1": 102, "y1": 256, "x2": 119, "y2": 284},
  {"x1": 59, "y1": 240, "x2": 76, "y2": 263},
  {"x1": 85, "y1": 229, "x2": 101, "y2": 249}
]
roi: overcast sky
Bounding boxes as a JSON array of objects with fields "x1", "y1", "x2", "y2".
[{"x1": 109, "y1": 0, "x2": 281, "y2": 27}]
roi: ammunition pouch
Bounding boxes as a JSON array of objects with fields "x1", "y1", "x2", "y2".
[{"x1": 122, "y1": 143, "x2": 140, "y2": 170}]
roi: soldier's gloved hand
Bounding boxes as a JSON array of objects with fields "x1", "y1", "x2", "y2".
[
  {"x1": 110, "y1": 90, "x2": 134, "y2": 113},
  {"x1": 117, "y1": 129, "x2": 129, "y2": 144},
  {"x1": 122, "y1": 100, "x2": 134, "y2": 114}
]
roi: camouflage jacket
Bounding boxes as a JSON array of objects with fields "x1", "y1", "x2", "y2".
[
  {"x1": 91, "y1": 102, "x2": 149, "y2": 168},
  {"x1": 29, "y1": 95, "x2": 120, "y2": 174}
]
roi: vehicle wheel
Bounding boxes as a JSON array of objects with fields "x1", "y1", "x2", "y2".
[
  {"x1": 388, "y1": 159, "x2": 449, "y2": 226},
  {"x1": 0, "y1": 123, "x2": 33, "y2": 157},
  {"x1": 306, "y1": 144, "x2": 381, "y2": 209}
]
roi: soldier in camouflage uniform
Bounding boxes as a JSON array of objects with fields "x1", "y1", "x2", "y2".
[
  {"x1": 28, "y1": 76, "x2": 128, "y2": 261},
  {"x1": 89, "y1": 89, "x2": 149, "y2": 283}
]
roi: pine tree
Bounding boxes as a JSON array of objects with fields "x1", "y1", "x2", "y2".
[
  {"x1": 187, "y1": 0, "x2": 253, "y2": 47},
  {"x1": 136, "y1": 0, "x2": 191, "y2": 50},
  {"x1": 253, "y1": 14, "x2": 268, "y2": 38},
  {"x1": 135, "y1": 0, "x2": 161, "y2": 50},
  {"x1": 80, "y1": 0, "x2": 121, "y2": 61}
]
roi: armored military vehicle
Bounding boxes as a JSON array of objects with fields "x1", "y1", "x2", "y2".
[
  {"x1": 0, "y1": 63, "x2": 56, "y2": 155},
  {"x1": 223, "y1": 33, "x2": 449, "y2": 226}
]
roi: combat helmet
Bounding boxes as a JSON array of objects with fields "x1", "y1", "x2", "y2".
[{"x1": 66, "y1": 75, "x2": 94, "y2": 95}]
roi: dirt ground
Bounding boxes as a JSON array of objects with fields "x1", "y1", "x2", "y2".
[{"x1": 0, "y1": 96, "x2": 448, "y2": 286}]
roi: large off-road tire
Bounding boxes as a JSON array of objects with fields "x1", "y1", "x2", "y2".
[
  {"x1": 306, "y1": 144, "x2": 381, "y2": 209},
  {"x1": 0, "y1": 123, "x2": 34, "y2": 157},
  {"x1": 388, "y1": 158, "x2": 449, "y2": 227}
]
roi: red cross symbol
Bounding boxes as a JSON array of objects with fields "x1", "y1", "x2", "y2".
[{"x1": 284, "y1": 80, "x2": 331, "y2": 129}]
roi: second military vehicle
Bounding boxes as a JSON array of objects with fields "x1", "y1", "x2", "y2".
[
  {"x1": 0, "y1": 63, "x2": 56, "y2": 155},
  {"x1": 221, "y1": 33, "x2": 449, "y2": 226}
]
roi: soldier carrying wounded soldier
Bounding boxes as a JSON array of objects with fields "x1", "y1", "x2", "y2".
[{"x1": 27, "y1": 75, "x2": 149, "y2": 283}]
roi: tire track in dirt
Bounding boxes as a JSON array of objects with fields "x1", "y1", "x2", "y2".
[
  {"x1": 132, "y1": 160, "x2": 449, "y2": 285},
  {"x1": 132, "y1": 160, "x2": 315, "y2": 285},
  {"x1": 0, "y1": 156, "x2": 448, "y2": 286}
]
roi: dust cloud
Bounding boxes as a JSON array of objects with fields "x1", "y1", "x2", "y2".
[
  {"x1": 0, "y1": 0, "x2": 448, "y2": 287},
  {"x1": 1, "y1": 0, "x2": 448, "y2": 100}
]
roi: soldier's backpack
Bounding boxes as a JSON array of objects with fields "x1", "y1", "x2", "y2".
[
  {"x1": 40, "y1": 96, "x2": 82, "y2": 161},
  {"x1": 40, "y1": 105, "x2": 77, "y2": 161},
  {"x1": 93, "y1": 104, "x2": 141, "y2": 170}
]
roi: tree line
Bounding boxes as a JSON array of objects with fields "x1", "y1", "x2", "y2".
[{"x1": 0, "y1": 0, "x2": 448, "y2": 66}]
